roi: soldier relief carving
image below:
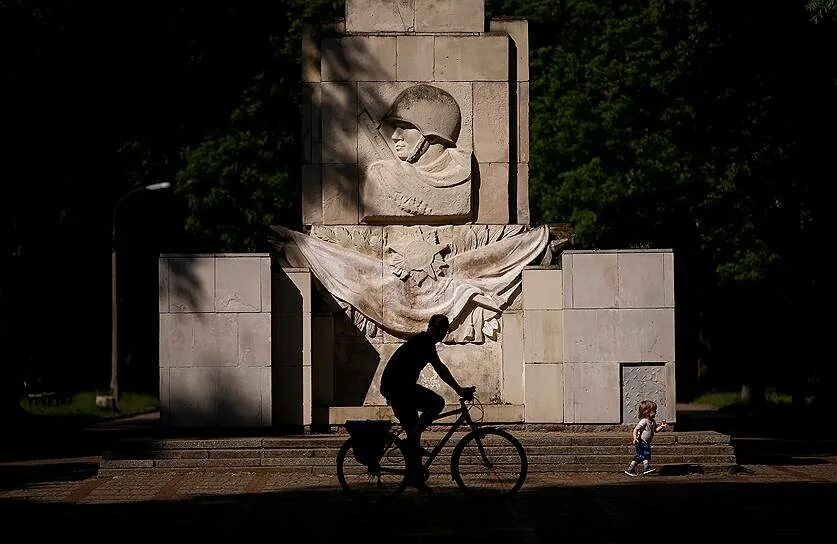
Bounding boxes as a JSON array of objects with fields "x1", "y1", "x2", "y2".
[{"x1": 360, "y1": 85, "x2": 473, "y2": 223}]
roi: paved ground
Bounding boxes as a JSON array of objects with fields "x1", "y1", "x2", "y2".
[
  {"x1": 2, "y1": 452, "x2": 836, "y2": 539},
  {"x1": 2, "y1": 409, "x2": 836, "y2": 540}
]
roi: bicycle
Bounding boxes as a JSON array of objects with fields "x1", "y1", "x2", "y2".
[{"x1": 336, "y1": 393, "x2": 528, "y2": 500}]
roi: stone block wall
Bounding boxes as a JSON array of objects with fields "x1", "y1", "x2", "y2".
[
  {"x1": 159, "y1": 254, "x2": 272, "y2": 427},
  {"x1": 521, "y1": 250, "x2": 676, "y2": 424},
  {"x1": 157, "y1": 251, "x2": 676, "y2": 428},
  {"x1": 563, "y1": 250, "x2": 676, "y2": 424},
  {"x1": 346, "y1": 0, "x2": 485, "y2": 33},
  {"x1": 301, "y1": 0, "x2": 530, "y2": 226}
]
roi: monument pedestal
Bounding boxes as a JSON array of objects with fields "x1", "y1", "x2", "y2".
[{"x1": 157, "y1": 1, "x2": 677, "y2": 429}]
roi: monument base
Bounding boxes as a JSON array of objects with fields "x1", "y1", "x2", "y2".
[{"x1": 323, "y1": 404, "x2": 524, "y2": 426}]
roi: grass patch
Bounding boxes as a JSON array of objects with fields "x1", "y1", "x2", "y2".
[
  {"x1": 20, "y1": 390, "x2": 159, "y2": 424},
  {"x1": 692, "y1": 391, "x2": 741, "y2": 409},
  {"x1": 693, "y1": 388, "x2": 804, "y2": 420},
  {"x1": 693, "y1": 388, "x2": 795, "y2": 410},
  {"x1": 764, "y1": 389, "x2": 793, "y2": 405}
]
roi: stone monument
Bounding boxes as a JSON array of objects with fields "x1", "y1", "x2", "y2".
[{"x1": 158, "y1": 0, "x2": 677, "y2": 429}]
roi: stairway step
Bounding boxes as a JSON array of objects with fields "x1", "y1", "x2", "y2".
[
  {"x1": 98, "y1": 431, "x2": 738, "y2": 475},
  {"x1": 106, "y1": 432, "x2": 730, "y2": 452},
  {"x1": 103, "y1": 444, "x2": 733, "y2": 460},
  {"x1": 100, "y1": 453, "x2": 736, "y2": 468},
  {"x1": 98, "y1": 461, "x2": 736, "y2": 477}
]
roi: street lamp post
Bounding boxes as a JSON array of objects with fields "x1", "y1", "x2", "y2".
[{"x1": 108, "y1": 181, "x2": 171, "y2": 409}]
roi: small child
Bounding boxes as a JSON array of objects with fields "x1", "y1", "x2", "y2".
[{"x1": 624, "y1": 400, "x2": 668, "y2": 476}]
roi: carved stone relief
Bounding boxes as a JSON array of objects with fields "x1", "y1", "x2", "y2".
[
  {"x1": 311, "y1": 225, "x2": 384, "y2": 260},
  {"x1": 271, "y1": 224, "x2": 549, "y2": 344},
  {"x1": 358, "y1": 84, "x2": 473, "y2": 223},
  {"x1": 621, "y1": 364, "x2": 668, "y2": 424}
]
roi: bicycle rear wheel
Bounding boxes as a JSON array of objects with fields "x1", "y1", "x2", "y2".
[
  {"x1": 450, "y1": 428, "x2": 527, "y2": 497},
  {"x1": 336, "y1": 435, "x2": 408, "y2": 500}
]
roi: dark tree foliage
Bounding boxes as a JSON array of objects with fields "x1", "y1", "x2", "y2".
[{"x1": 490, "y1": 0, "x2": 834, "y2": 404}]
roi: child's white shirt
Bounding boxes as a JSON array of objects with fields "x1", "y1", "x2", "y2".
[{"x1": 634, "y1": 418, "x2": 657, "y2": 443}]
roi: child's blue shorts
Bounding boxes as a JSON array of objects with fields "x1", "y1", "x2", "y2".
[{"x1": 633, "y1": 440, "x2": 652, "y2": 462}]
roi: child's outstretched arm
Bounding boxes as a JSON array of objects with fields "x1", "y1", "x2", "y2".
[{"x1": 656, "y1": 419, "x2": 668, "y2": 432}]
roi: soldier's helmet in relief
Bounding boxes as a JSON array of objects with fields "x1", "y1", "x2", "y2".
[{"x1": 384, "y1": 85, "x2": 462, "y2": 147}]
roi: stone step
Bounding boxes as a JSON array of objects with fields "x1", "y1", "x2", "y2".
[
  {"x1": 103, "y1": 444, "x2": 734, "y2": 460},
  {"x1": 99, "y1": 453, "x2": 737, "y2": 470},
  {"x1": 107, "y1": 430, "x2": 730, "y2": 450},
  {"x1": 99, "y1": 431, "x2": 737, "y2": 475},
  {"x1": 98, "y1": 461, "x2": 735, "y2": 477}
]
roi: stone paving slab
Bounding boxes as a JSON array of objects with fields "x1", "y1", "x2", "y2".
[
  {"x1": 3, "y1": 456, "x2": 836, "y2": 540},
  {"x1": 3, "y1": 458, "x2": 837, "y2": 505},
  {"x1": 0, "y1": 456, "x2": 837, "y2": 503}
]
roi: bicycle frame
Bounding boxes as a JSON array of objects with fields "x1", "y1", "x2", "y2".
[
  {"x1": 419, "y1": 398, "x2": 490, "y2": 471},
  {"x1": 371, "y1": 398, "x2": 490, "y2": 479}
]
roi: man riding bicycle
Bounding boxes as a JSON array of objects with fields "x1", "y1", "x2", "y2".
[{"x1": 380, "y1": 314, "x2": 475, "y2": 494}]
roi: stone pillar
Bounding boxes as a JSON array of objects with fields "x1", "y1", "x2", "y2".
[
  {"x1": 522, "y1": 267, "x2": 565, "y2": 423},
  {"x1": 272, "y1": 268, "x2": 313, "y2": 427},
  {"x1": 158, "y1": 254, "x2": 272, "y2": 427},
  {"x1": 311, "y1": 314, "x2": 335, "y2": 425},
  {"x1": 490, "y1": 17, "x2": 530, "y2": 224}
]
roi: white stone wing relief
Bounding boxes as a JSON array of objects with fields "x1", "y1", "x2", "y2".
[
  {"x1": 271, "y1": 224, "x2": 549, "y2": 343},
  {"x1": 338, "y1": 300, "x2": 379, "y2": 338},
  {"x1": 442, "y1": 224, "x2": 526, "y2": 255},
  {"x1": 311, "y1": 225, "x2": 383, "y2": 260},
  {"x1": 482, "y1": 313, "x2": 500, "y2": 337}
]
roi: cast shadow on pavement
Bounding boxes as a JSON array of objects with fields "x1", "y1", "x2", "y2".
[{"x1": 1, "y1": 479, "x2": 834, "y2": 539}]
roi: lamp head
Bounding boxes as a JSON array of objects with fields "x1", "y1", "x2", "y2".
[{"x1": 145, "y1": 182, "x2": 171, "y2": 191}]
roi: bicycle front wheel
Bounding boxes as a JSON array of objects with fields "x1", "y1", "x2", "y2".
[
  {"x1": 336, "y1": 435, "x2": 408, "y2": 500},
  {"x1": 450, "y1": 428, "x2": 528, "y2": 497}
]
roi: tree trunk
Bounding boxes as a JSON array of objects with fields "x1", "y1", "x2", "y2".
[{"x1": 740, "y1": 383, "x2": 764, "y2": 407}]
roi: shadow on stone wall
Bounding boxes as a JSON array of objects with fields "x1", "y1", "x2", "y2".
[
  {"x1": 165, "y1": 257, "x2": 204, "y2": 315},
  {"x1": 311, "y1": 277, "x2": 381, "y2": 413},
  {"x1": 283, "y1": 30, "x2": 410, "y2": 419}
]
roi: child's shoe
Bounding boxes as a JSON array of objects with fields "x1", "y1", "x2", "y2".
[
  {"x1": 624, "y1": 470, "x2": 637, "y2": 477},
  {"x1": 642, "y1": 467, "x2": 656, "y2": 475}
]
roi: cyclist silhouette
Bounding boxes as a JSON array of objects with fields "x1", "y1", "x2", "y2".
[{"x1": 380, "y1": 314, "x2": 475, "y2": 493}]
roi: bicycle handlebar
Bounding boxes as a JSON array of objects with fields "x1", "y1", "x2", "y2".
[{"x1": 459, "y1": 386, "x2": 477, "y2": 402}]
